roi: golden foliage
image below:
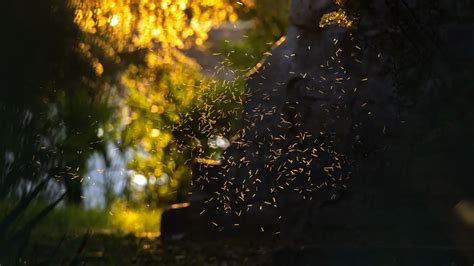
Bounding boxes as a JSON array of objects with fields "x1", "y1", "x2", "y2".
[
  {"x1": 319, "y1": 8, "x2": 353, "y2": 28},
  {"x1": 70, "y1": 0, "x2": 237, "y2": 53}
]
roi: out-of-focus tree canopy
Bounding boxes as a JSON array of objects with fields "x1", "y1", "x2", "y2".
[
  {"x1": 0, "y1": 0, "x2": 294, "y2": 208},
  {"x1": 68, "y1": 0, "x2": 243, "y2": 206}
]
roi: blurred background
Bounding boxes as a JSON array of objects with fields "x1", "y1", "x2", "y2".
[{"x1": 0, "y1": 0, "x2": 289, "y2": 263}]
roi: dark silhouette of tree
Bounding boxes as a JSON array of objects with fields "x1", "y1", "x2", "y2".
[{"x1": 0, "y1": 0, "x2": 113, "y2": 203}]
